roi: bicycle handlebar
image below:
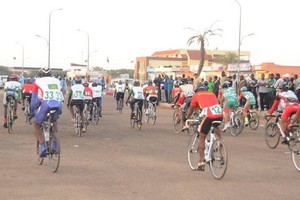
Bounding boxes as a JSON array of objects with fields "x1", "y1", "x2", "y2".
[{"x1": 185, "y1": 119, "x2": 199, "y2": 128}]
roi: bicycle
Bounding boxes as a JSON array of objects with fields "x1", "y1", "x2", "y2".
[
  {"x1": 246, "y1": 109, "x2": 260, "y2": 130},
  {"x1": 36, "y1": 107, "x2": 60, "y2": 173},
  {"x1": 265, "y1": 112, "x2": 300, "y2": 151},
  {"x1": 24, "y1": 94, "x2": 31, "y2": 124},
  {"x1": 83, "y1": 101, "x2": 91, "y2": 132},
  {"x1": 91, "y1": 101, "x2": 100, "y2": 125},
  {"x1": 130, "y1": 102, "x2": 142, "y2": 131},
  {"x1": 186, "y1": 118, "x2": 228, "y2": 180},
  {"x1": 145, "y1": 100, "x2": 157, "y2": 125},
  {"x1": 6, "y1": 92, "x2": 16, "y2": 133},
  {"x1": 172, "y1": 105, "x2": 183, "y2": 134},
  {"x1": 225, "y1": 106, "x2": 244, "y2": 136},
  {"x1": 73, "y1": 105, "x2": 82, "y2": 137}
]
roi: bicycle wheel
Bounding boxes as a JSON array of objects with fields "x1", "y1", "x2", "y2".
[
  {"x1": 145, "y1": 107, "x2": 150, "y2": 123},
  {"x1": 150, "y1": 106, "x2": 157, "y2": 125},
  {"x1": 172, "y1": 111, "x2": 182, "y2": 134},
  {"x1": 291, "y1": 137, "x2": 300, "y2": 171},
  {"x1": 137, "y1": 110, "x2": 142, "y2": 131},
  {"x1": 93, "y1": 107, "x2": 100, "y2": 125},
  {"x1": 118, "y1": 99, "x2": 122, "y2": 114},
  {"x1": 229, "y1": 114, "x2": 244, "y2": 136},
  {"x1": 49, "y1": 137, "x2": 60, "y2": 173},
  {"x1": 249, "y1": 111, "x2": 260, "y2": 130},
  {"x1": 264, "y1": 122, "x2": 280, "y2": 149},
  {"x1": 7, "y1": 109, "x2": 13, "y2": 133},
  {"x1": 209, "y1": 139, "x2": 228, "y2": 180},
  {"x1": 83, "y1": 110, "x2": 88, "y2": 132},
  {"x1": 25, "y1": 104, "x2": 30, "y2": 124},
  {"x1": 130, "y1": 113, "x2": 135, "y2": 128},
  {"x1": 75, "y1": 112, "x2": 82, "y2": 136},
  {"x1": 187, "y1": 132, "x2": 199, "y2": 170},
  {"x1": 36, "y1": 140, "x2": 44, "y2": 165}
]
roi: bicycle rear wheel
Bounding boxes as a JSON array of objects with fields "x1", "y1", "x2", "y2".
[
  {"x1": 7, "y1": 110, "x2": 13, "y2": 133},
  {"x1": 249, "y1": 111, "x2": 260, "y2": 130},
  {"x1": 145, "y1": 108, "x2": 150, "y2": 123},
  {"x1": 130, "y1": 113, "x2": 135, "y2": 128},
  {"x1": 150, "y1": 106, "x2": 157, "y2": 125},
  {"x1": 265, "y1": 122, "x2": 280, "y2": 149},
  {"x1": 173, "y1": 111, "x2": 182, "y2": 134},
  {"x1": 49, "y1": 137, "x2": 60, "y2": 173},
  {"x1": 229, "y1": 114, "x2": 244, "y2": 136},
  {"x1": 187, "y1": 132, "x2": 199, "y2": 170},
  {"x1": 291, "y1": 137, "x2": 300, "y2": 171},
  {"x1": 75, "y1": 112, "x2": 82, "y2": 136},
  {"x1": 209, "y1": 139, "x2": 228, "y2": 180},
  {"x1": 93, "y1": 107, "x2": 100, "y2": 125},
  {"x1": 137, "y1": 110, "x2": 142, "y2": 131},
  {"x1": 118, "y1": 99, "x2": 123, "y2": 114}
]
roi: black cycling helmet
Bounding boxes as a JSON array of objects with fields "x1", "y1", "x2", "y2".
[
  {"x1": 222, "y1": 81, "x2": 230, "y2": 88},
  {"x1": 133, "y1": 80, "x2": 140, "y2": 86},
  {"x1": 39, "y1": 67, "x2": 51, "y2": 77},
  {"x1": 195, "y1": 83, "x2": 207, "y2": 93},
  {"x1": 203, "y1": 80, "x2": 208, "y2": 87},
  {"x1": 278, "y1": 83, "x2": 288, "y2": 91},
  {"x1": 92, "y1": 82, "x2": 97, "y2": 87}
]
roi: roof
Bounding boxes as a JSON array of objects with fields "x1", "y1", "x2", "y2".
[{"x1": 186, "y1": 50, "x2": 212, "y2": 61}]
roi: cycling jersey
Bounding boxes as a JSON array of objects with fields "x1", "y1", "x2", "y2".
[
  {"x1": 219, "y1": 87, "x2": 237, "y2": 111},
  {"x1": 83, "y1": 86, "x2": 93, "y2": 100},
  {"x1": 190, "y1": 91, "x2": 223, "y2": 119},
  {"x1": 70, "y1": 84, "x2": 85, "y2": 100},
  {"x1": 130, "y1": 86, "x2": 144, "y2": 100},
  {"x1": 3, "y1": 81, "x2": 22, "y2": 105},
  {"x1": 239, "y1": 91, "x2": 256, "y2": 105},
  {"x1": 91, "y1": 85, "x2": 102, "y2": 98},
  {"x1": 22, "y1": 83, "x2": 33, "y2": 94},
  {"x1": 179, "y1": 84, "x2": 194, "y2": 97},
  {"x1": 143, "y1": 86, "x2": 158, "y2": 98},
  {"x1": 115, "y1": 84, "x2": 126, "y2": 93}
]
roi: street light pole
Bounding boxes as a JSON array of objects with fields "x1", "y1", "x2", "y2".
[
  {"x1": 77, "y1": 29, "x2": 90, "y2": 71},
  {"x1": 15, "y1": 42, "x2": 24, "y2": 75},
  {"x1": 48, "y1": 8, "x2": 63, "y2": 69},
  {"x1": 36, "y1": 34, "x2": 49, "y2": 66},
  {"x1": 234, "y1": 0, "x2": 241, "y2": 79}
]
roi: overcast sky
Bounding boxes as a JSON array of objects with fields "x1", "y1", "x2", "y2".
[{"x1": 1, "y1": 0, "x2": 299, "y2": 70}]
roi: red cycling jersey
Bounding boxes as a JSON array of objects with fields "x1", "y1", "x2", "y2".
[
  {"x1": 190, "y1": 91, "x2": 223, "y2": 119},
  {"x1": 22, "y1": 83, "x2": 33, "y2": 93}
]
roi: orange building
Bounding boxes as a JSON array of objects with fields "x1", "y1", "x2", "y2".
[{"x1": 253, "y1": 62, "x2": 300, "y2": 77}]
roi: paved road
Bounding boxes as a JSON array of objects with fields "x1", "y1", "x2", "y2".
[{"x1": 0, "y1": 91, "x2": 300, "y2": 200}]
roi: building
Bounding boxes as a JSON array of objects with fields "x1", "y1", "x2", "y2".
[
  {"x1": 134, "y1": 48, "x2": 251, "y2": 82},
  {"x1": 253, "y1": 62, "x2": 300, "y2": 77}
]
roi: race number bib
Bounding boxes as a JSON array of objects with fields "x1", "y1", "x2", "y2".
[
  {"x1": 73, "y1": 91, "x2": 83, "y2": 99},
  {"x1": 44, "y1": 90, "x2": 64, "y2": 101},
  {"x1": 209, "y1": 105, "x2": 222, "y2": 115}
]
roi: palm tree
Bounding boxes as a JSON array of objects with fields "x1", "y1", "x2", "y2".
[
  {"x1": 187, "y1": 22, "x2": 222, "y2": 75},
  {"x1": 215, "y1": 51, "x2": 238, "y2": 70}
]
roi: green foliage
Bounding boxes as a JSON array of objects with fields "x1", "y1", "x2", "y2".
[
  {"x1": 0, "y1": 66, "x2": 13, "y2": 75},
  {"x1": 215, "y1": 51, "x2": 238, "y2": 69},
  {"x1": 106, "y1": 69, "x2": 134, "y2": 79}
]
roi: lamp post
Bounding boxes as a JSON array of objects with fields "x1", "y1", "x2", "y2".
[
  {"x1": 241, "y1": 33, "x2": 254, "y2": 45},
  {"x1": 36, "y1": 34, "x2": 49, "y2": 66},
  {"x1": 77, "y1": 29, "x2": 90, "y2": 71},
  {"x1": 234, "y1": 0, "x2": 241, "y2": 79},
  {"x1": 48, "y1": 8, "x2": 63, "y2": 69},
  {"x1": 15, "y1": 42, "x2": 24, "y2": 75}
]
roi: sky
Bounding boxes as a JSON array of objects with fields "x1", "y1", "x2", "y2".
[{"x1": 0, "y1": 0, "x2": 299, "y2": 71}]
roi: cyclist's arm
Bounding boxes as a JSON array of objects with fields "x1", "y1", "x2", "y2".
[{"x1": 67, "y1": 89, "x2": 72, "y2": 106}]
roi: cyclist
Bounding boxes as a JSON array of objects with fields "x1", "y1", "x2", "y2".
[
  {"x1": 143, "y1": 80, "x2": 158, "y2": 115},
  {"x1": 67, "y1": 76, "x2": 85, "y2": 132},
  {"x1": 31, "y1": 68, "x2": 63, "y2": 157},
  {"x1": 83, "y1": 81, "x2": 93, "y2": 121},
  {"x1": 90, "y1": 82, "x2": 103, "y2": 118},
  {"x1": 21, "y1": 78, "x2": 33, "y2": 111},
  {"x1": 218, "y1": 81, "x2": 238, "y2": 131},
  {"x1": 173, "y1": 80, "x2": 195, "y2": 129},
  {"x1": 185, "y1": 83, "x2": 223, "y2": 171},
  {"x1": 114, "y1": 80, "x2": 125, "y2": 110},
  {"x1": 3, "y1": 74, "x2": 22, "y2": 128},
  {"x1": 126, "y1": 80, "x2": 144, "y2": 119},
  {"x1": 238, "y1": 86, "x2": 256, "y2": 126},
  {"x1": 268, "y1": 83, "x2": 299, "y2": 144}
]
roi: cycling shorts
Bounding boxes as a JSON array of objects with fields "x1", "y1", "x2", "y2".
[
  {"x1": 198, "y1": 117, "x2": 223, "y2": 134},
  {"x1": 116, "y1": 92, "x2": 125, "y2": 101},
  {"x1": 282, "y1": 103, "x2": 300, "y2": 120},
  {"x1": 70, "y1": 99, "x2": 84, "y2": 113},
  {"x1": 223, "y1": 99, "x2": 237, "y2": 112},
  {"x1": 34, "y1": 100, "x2": 62, "y2": 124}
]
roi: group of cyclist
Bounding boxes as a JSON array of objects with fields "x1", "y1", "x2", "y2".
[
  {"x1": 171, "y1": 74, "x2": 300, "y2": 171},
  {"x1": 2, "y1": 68, "x2": 104, "y2": 157}
]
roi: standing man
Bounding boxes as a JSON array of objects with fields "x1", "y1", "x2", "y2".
[
  {"x1": 257, "y1": 73, "x2": 270, "y2": 111},
  {"x1": 294, "y1": 74, "x2": 300, "y2": 101},
  {"x1": 212, "y1": 76, "x2": 220, "y2": 97},
  {"x1": 167, "y1": 75, "x2": 174, "y2": 103},
  {"x1": 153, "y1": 74, "x2": 162, "y2": 102}
]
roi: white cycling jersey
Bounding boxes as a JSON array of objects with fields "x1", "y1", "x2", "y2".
[
  {"x1": 71, "y1": 84, "x2": 85, "y2": 100},
  {"x1": 34, "y1": 77, "x2": 63, "y2": 101},
  {"x1": 91, "y1": 85, "x2": 102, "y2": 98},
  {"x1": 131, "y1": 86, "x2": 144, "y2": 100}
]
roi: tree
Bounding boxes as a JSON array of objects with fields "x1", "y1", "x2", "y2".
[
  {"x1": 215, "y1": 51, "x2": 238, "y2": 70},
  {"x1": 93, "y1": 66, "x2": 103, "y2": 71},
  {"x1": 186, "y1": 22, "x2": 222, "y2": 75}
]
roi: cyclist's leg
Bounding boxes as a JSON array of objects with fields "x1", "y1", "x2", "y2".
[
  {"x1": 197, "y1": 117, "x2": 211, "y2": 170},
  {"x1": 98, "y1": 97, "x2": 102, "y2": 116},
  {"x1": 116, "y1": 93, "x2": 120, "y2": 109},
  {"x1": 243, "y1": 101, "x2": 250, "y2": 125},
  {"x1": 138, "y1": 99, "x2": 143, "y2": 116},
  {"x1": 34, "y1": 102, "x2": 48, "y2": 156},
  {"x1": 222, "y1": 99, "x2": 230, "y2": 131},
  {"x1": 70, "y1": 100, "x2": 75, "y2": 120},
  {"x1": 79, "y1": 101, "x2": 85, "y2": 127},
  {"x1": 280, "y1": 104, "x2": 298, "y2": 143}
]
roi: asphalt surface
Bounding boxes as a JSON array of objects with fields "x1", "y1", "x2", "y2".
[{"x1": 0, "y1": 90, "x2": 300, "y2": 200}]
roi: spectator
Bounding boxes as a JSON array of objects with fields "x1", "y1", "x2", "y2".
[
  {"x1": 221, "y1": 71, "x2": 227, "y2": 84},
  {"x1": 249, "y1": 73, "x2": 259, "y2": 110},
  {"x1": 294, "y1": 74, "x2": 300, "y2": 101},
  {"x1": 274, "y1": 73, "x2": 284, "y2": 89},
  {"x1": 257, "y1": 73, "x2": 269, "y2": 111},
  {"x1": 232, "y1": 74, "x2": 237, "y2": 93},
  {"x1": 167, "y1": 75, "x2": 174, "y2": 103},
  {"x1": 153, "y1": 74, "x2": 162, "y2": 102},
  {"x1": 163, "y1": 75, "x2": 169, "y2": 102},
  {"x1": 213, "y1": 76, "x2": 220, "y2": 97},
  {"x1": 237, "y1": 75, "x2": 247, "y2": 95},
  {"x1": 267, "y1": 73, "x2": 276, "y2": 109},
  {"x1": 207, "y1": 77, "x2": 214, "y2": 92}
]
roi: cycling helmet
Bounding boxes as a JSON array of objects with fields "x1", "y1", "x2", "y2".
[
  {"x1": 118, "y1": 80, "x2": 122, "y2": 84},
  {"x1": 241, "y1": 86, "x2": 248, "y2": 91},
  {"x1": 133, "y1": 80, "x2": 140, "y2": 86},
  {"x1": 195, "y1": 83, "x2": 207, "y2": 93},
  {"x1": 222, "y1": 81, "x2": 230, "y2": 88},
  {"x1": 39, "y1": 67, "x2": 51, "y2": 77},
  {"x1": 277, "y1": 83, "x2": 288, "y2": 91},
  {"x1": 9, "y1": 74, "x2": 19, "y2": 80},
  {"x1": 249, "y1": 80, "x2": 256, "y2": 85},
  {"x1": 82, "y1": 82, "x2": 89, "y2": 87},
  {"x1": 92, "y1": 82, "x2": 97, "y2": 87},
  {"x1": 203, "y1": 80, "x2": 208, "y2": 87}
]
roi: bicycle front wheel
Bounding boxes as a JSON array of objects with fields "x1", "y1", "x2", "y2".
[
  {"x1": 209, "y1": 139, "x2": 228, "y2": 180},
  {"x1": 265, "y1": 122, "x2": 280, "y2": 149},
  {"x1": 291, "y1": 137, "x2": 300, "y2": 171},
  {"x1": 49, "y1": 137, "x2": 60, "y2": 173},
  {"x1": 187, "y1": 132, "x2": 199, "y2": 170},
  {"x1": 229, "y1": 114, "x2": 244, "y2": 136},
  {"x1": 36, "y1": 140, "x2": 44, "y2": 165},
  {"x1": 249, "y1": 111, "x2": 260, "y2": 130},
  {"x1": 173, "y1": 112, "x2": 182, "y2": 134}
]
